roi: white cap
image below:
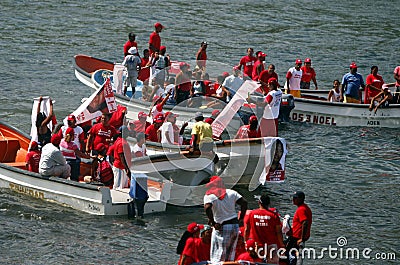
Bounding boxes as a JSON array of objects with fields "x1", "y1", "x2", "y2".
[
  {"x1": 128, "y1": 47, "x2": 138, "y2": 54},
  {"x1": 382, "y1": 84, "x2": 389, "y2": 90}
]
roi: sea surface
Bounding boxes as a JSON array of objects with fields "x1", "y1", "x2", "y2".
[{"x1": 0, "y1": 1, "x2": 399, "y2": 264}]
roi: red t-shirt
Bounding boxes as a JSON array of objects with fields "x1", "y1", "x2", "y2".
[
  {"x1": 252, "y1": 60, "x2": 264, "y2": 81},
  {"x1": 300, "y1": 66, "x2": 316, "y2": 82},
  {"x1": 181, "y1": 237, "x2": 210, "y2": 265},
  {"x1": 203, "y1": 80, "x2": 214, "y2": 96},
  {"x1": 88, "y1": 123, "x2": 118, "y2": 150},
  {"x1": 196, "y1": 49, "x2": 207, "y2": 68},
  {"x1": 245, "y1": 208, "x2": 281, "y2": 245},
  {"x1": 123, "y1": 40, "x2": 138, "y2": 56},
  {"x1": 149, "y1": 32, "x2": 161, "y2": 54},
  {"x1": 237, "y1": 252, "x2": 262, "y2": 263},
  {"x1": 133, "y1": 120, "x2": 151, "y2": 133},
  {"x1": 257, "y1": 70, "x2": 279, "y2": 93},
  {"x1": 145, "y1": 124, "x2": 159, "y2": 142},
  {"x1": 240, "y1": 55, "x2": 257, "y2": 77},
  {"x1": 109, "y1": 105, "x2": 127, "y2": 129},
  {"x1": 25, "y1": 150, "x2": 41, "y2": 173},
  {"x1": 138, "y1": 57, "x2": 150, "y2": 82},
  {"x1": 365, "y1": 73, "x2": 384, "y2": 103},
  {"x1": 292, "y1": 203, "x2": 312, "y2": 240},
  {"x1": 113, "y1": 138, "x2": 132, "y2": 170},
  {"x1": 235, "y1": 125, "x2": 261, "y2": 139}
]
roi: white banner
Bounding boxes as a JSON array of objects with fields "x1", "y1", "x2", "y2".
[
  {"x1": 30, "y1": 97, "x2": 53, "y2": 143},
  {"x1": 113, "y1": 64, "x2": 125, "y2": 95},
  {"x1": 64, "y1": 78, "x2": 117, "y2": 125},
  {"x1": 212, "y1": 80, "x2": 259, "y2": 138},
  {"x1": 259, "y1": 137, "x2": 287, "y2": 184}
]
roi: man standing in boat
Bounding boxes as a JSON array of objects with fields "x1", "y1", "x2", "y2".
[
  {"x1": 148, "y1": 22, "x2": 164, "y2": 55},
  {"x1": 300, "y1": 58, "x2": 318, "y2": 90},
  {"x1": 123, "y1": 32, "x2": 138, "y2": 57},
  {"x1": 340, "y1": 62, "x2": 365, "y2": 103},
  {"x1": 286, "y1": 59, "x2": 303, "y2": 98},
  {"x1": 237, "y1": 48, "x2": 257, "y2": 80},
  {"x1": 195, "y1": 41, "x2": 208, "y2": 72},
  {"x1": 122, "y1": 47, "x2": 141, "y2": 96}
]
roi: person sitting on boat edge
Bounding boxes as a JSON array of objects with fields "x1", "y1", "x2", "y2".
[
  {"x1": 122, "y1": 46, "x2": 141, "y2": 97},
  {"x1": 60, "y1": 127, "x2": 90, "y2": 181},
  {"x1": 39, "y1": 134, "x2": 71, "y2": 179},
  {"x1": 93, "y1": 143, "x2": 113, "y2": 188},
  {"x1": 369, "y1": 84, "x2": 393, "y2": 114},
  {"x1": 145, "y1": 114, "x2": 164, "y2": 143},
  {"x1": 132, "y1": 132, "x2": 147, "y2": 157},
  {"x1": 235, "y1": 115, "x2": 261, "y2": 139},
  {"x1": 300, "y1": 58, "x2": 318, "y2": 90},
  {"x1": 160, "y1": 111, "x2": 177, "y2": 145},
  {"x1": 190, "y1": 112, "x2": 213, "y2": 153},
  {"x1": 327, "y1": 80, "x2": 341, "y2": 102},
  {"x1": 340, "y1": 62, "x2": 365, "y2": 103},
  {"x1": 112, "y1": 126, "x2": 132, "y2": 190},
  {"x1": 150, "y1": 91, "x2": 171, "y2": 119},
  {"x1": 365, "y1": 65, "x2": 385, "y2": 104},
  {"x1": 25, "y1": 141, "x2": 41, "y2": 173}
]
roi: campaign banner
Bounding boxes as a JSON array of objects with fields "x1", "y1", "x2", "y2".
[
  {"x1": 212, "y1": 80, "x2": 259, "y2": 138},
  {"x1": 259, "y1": 137, "x2": 288, "y2": 184},
  {"x1": 65, "y1": 78, "x2": 117, "y2": 125},
  {"x1": 113, "y1": 64, "x2": 125, "y2": 95}
]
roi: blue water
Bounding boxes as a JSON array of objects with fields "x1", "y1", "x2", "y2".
[{"x1": 0, "y1": 1, "x2": 399, "y2": 264}]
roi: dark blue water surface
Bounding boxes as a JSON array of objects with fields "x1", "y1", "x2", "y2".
[{"x1": 0, "y1": 1, "x2": 399, "y2": 264}]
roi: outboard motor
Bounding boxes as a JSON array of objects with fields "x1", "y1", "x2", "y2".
[{"x1": 279, "y1": 94, "x2": 295, "y2": 122}]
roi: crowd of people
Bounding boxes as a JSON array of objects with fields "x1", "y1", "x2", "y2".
[{"x1": 177, "y1": 176, "x2": 312, "y2": 265}]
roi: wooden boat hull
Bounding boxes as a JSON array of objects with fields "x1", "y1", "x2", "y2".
[
  {"x1": 0, "y1": 121, "x2": 171, "y2": 215},
  {"x1": 291, "y1": 97, "x2": 400, "y2": 127}
]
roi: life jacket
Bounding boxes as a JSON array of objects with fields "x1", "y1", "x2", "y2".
[{"x1": 97, "y1": 158, "x2": 114, "y2": 187}]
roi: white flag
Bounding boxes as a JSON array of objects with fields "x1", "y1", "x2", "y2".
[
  {"x1": 113, "y1": 64, "x2": 125, "y2": 95},
  {"x1": 30, "y1": 97, "x2": 53, "y2": 143}
]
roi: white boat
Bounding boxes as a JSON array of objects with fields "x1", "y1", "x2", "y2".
[
  {"x1": 291, "y1": 96, "x2": 400, "y2": 127},
  {"x1": 0, "y1": 120, "x2": 172, "y2": 215}
]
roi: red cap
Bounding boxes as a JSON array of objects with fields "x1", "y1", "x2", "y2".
[
  {"x1": 222, "y1": 71, "x2": 230, "y2": 77},
  {"x1": 67, "y1": 114, "x2": 76, "y2": 121},
  {"x1": 268, "y1": 77, "x2": 278, "y2": 84},
  {"x1": 154, "y1": 22, "x2": 165, "y2": 29},
  {"x1": 95, "y1": 143, "x2": 106, "y2": 152},
  {"x1": 30, "y1": 141, "x2": 39, "y2": 150},
  {"x1": 51, "y1": 134, "x2": 62, "y2": 145},
  {"x1": 187, "y1": 222, "x2": 204, "y2": 234},
  {"x1": 138, "y1": 111, "x2": 147, "y2": 119},
  {"x1": 258, "y1": 52, "x2": 266, "y2": 58},
  {"x1": 295, "y1": 59, "x2": 302, "y2": 64},
  {"x1": 65, "y1": 127, "x2": 74, "y2": 136},
  {"x1": 164, "y1": 111, "x2": 178, "y2": 119},
  {"x1": 350, "y1": 62, "x2": 358, "y2": 69},
  {"x1": 153, "y1": 113, "x2": 165, "y2": 123},
  {"x1": 160, "y1": 46, "x2": 166, "y2": 52},
  {"x1": 304, "y1": 58, "x2": 311, "y2": 63},
  {"x1": 246, "y1": 239, "x2": 257, "y2": 250},
  {"x1": 211, "y1": 109, "x2": 220, "y2": 117},
  {"x1": 249, "y1": 115, "x2": 258, "y2": 123}
]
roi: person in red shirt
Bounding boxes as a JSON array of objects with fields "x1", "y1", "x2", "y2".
[
  {"x1": 300, "y1": 58, "x2": 318, "y2": 90},
  {"x1": 252, "y1": 52, "x2": 266, "y2": 81},
  {"x1": 257, "y1": 64, "x2": 278, "y2": 95},
  {"x1": 179, "y1": 225, "x2": 211, "y2": 265},
  {"x1": 286, "y1": 191, "x2": 312, "y2": 265},
  {"x1": 138, "y1": 49, "x2": 151, "y2": 85},
  {"x1": 25, "y1": 141, "x2": 41, "y2": 173},
  {"x1": 237, "y1": 48, "x2": 257, "y2": 80},
  {"x1": 149, "y1": 22, "x2": 164, "y2": 55},
  {"x1": 86, "y1": 113, "x2": 118, "y2": 154},
  {"x1": 123, "y1": 32, "x2": 138, "y2": 57},
  {"x1": 195, "y1": 41, "x2": 208, "y2": 72},
  {"x1": 112, "y1": 126, "x2": 132, "y2": 190},
  {"x1": 93, "y1": 143, "x2": 114, "y2": 188},
  {"x1": 145, "y1": 114, "x2": 164, "y2": 142},
  {"x1": 236, "y1": 239, "x2": 263, "y2": 263},
  {"x1": 245, "y1": 194, "x2": 284, "y2": 264},
  {"x1": 365, "y1": 65, "x2": 385, "y2": 104},
  {"x1": 133, "y1": 111, "x2": 151, "y2": 134},
  {"x1": 108, "y1": 105, "x2": 127, "y2": 130},
  {"x1": 235, "y1": 115, "x2": 261, "y2": 139}
]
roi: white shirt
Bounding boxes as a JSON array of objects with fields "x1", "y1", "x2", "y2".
[
  {"x1": 132, "y1": 143, "x2": 147, "y2": 157},
  {"x1": 60, "y1": 126, "x2": 84, "y2": 149},
  {"x1": 222, "y1": 75, "x2": 244, "y2": 92},
  {"x1": 263, "y1": 89, "x2": 282, "y2": 119},
  {"x1": 204, "y1": 189, "x2": 242, "y2": 223},
  {"x1": 160, "y1": 121, "x2": 174, "y2": 144},
  {"x1": 39, "y1": 143, "x2": 67, "y2": 175},
  {"x1": 287, "y1": 67, "x2": 302, "y2": 90}
]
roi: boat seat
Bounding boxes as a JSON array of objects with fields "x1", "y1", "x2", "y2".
[
  {"x1": 3, "y1": 161, "x2": 26, "y2": 170},
  {"x1": 0, "y1": 138, "x2": 21, "y2": 163}
]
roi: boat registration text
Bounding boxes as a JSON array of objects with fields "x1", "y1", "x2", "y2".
[
  {"x1": 291, "y1": 113, "x2": 337, "y2": 125},
  {"x1": 9, "y1": 183, "x2": 44, "y2": 199}
]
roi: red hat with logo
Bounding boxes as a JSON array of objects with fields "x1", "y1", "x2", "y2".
[
  {"x1": 153, "y1": 113, "x2": 165, "y2": 123},
  {"x1": 67, "y1": 114, "x2": 76, "y2": 121},
  {"x1": 187, "y1": 222, "x2": 204, "y2": 234},
  {"x1": 304, "y1": 58, "x2": 311, "y2": 63},
  {"x1": 350, "y1": 62, "x2": 358, "y2": 69},
  {"x1": 138, "y1": 111, "x2": 148, "y2": 119},
  {"x1": 154, "y1": 22, "x2": 165, "y2": 29},
  {"x1": 295, "y1": 59, "x2": 302, "y2": 64},
  {"x1": 249, "y1": 115, "x2": 258, "y2": 123},
  {"x1": 65, "y1": 127, "x2": 75, "y2": 136},
  {"x1": 258, "y1": 52, "x2": 267, "y2": 58}
]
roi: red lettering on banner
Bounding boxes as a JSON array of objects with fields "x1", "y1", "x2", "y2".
[{"x1": 76, "y1": 112, "x2": 85, "y2": 122}]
